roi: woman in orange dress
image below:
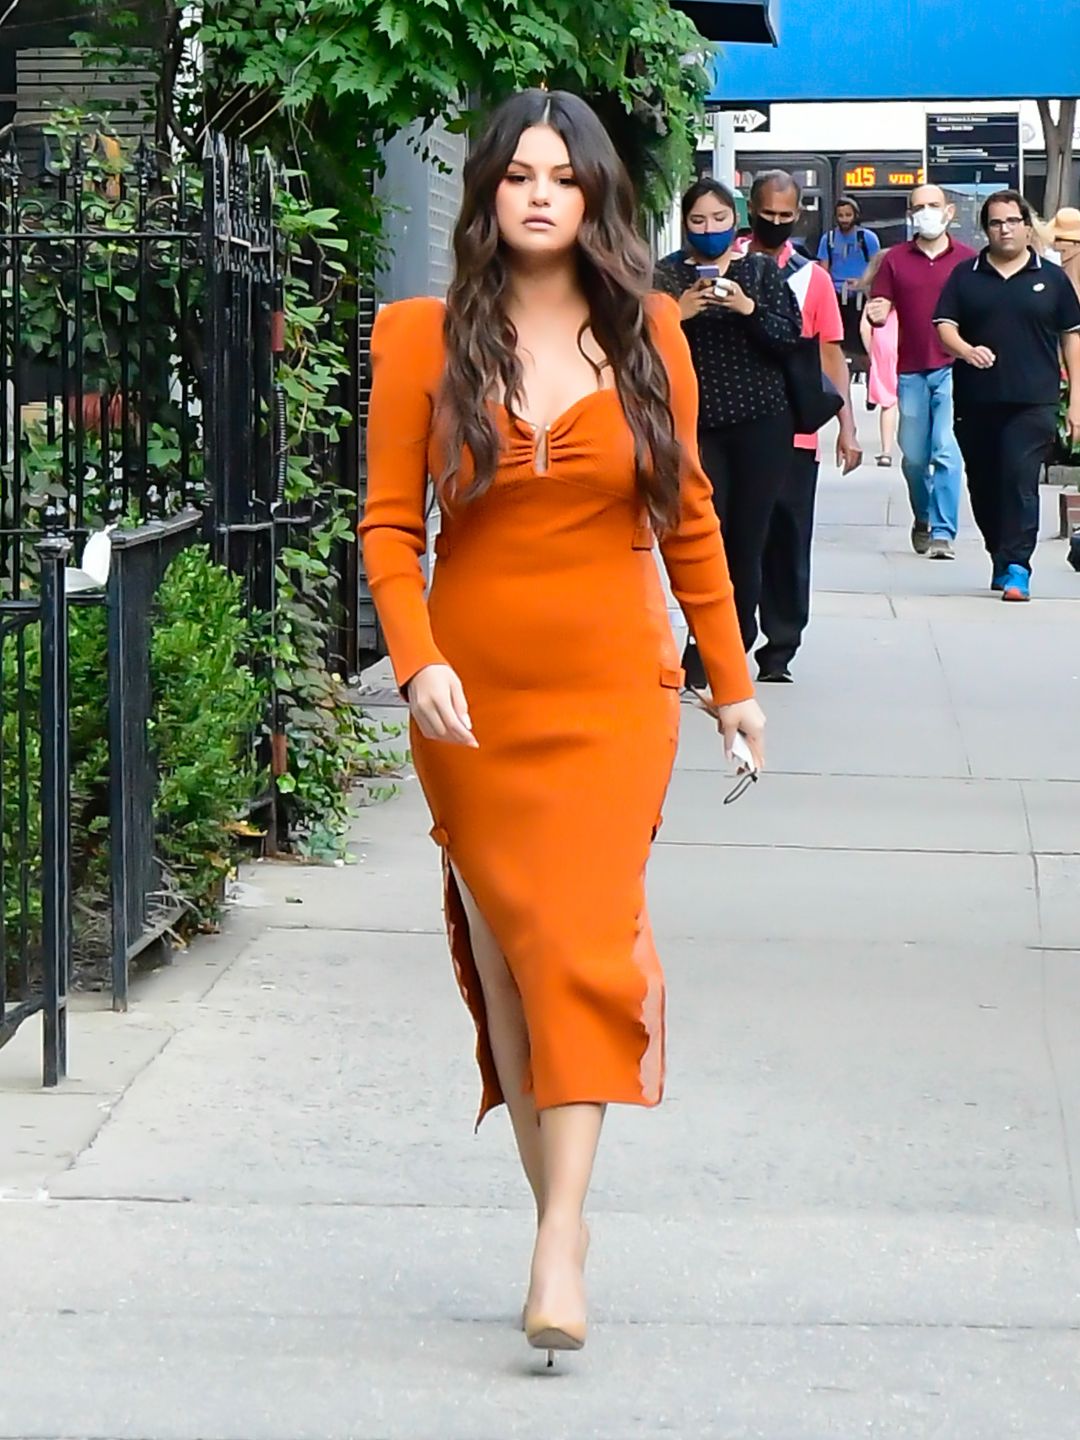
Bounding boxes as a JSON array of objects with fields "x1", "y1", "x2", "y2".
[{"x1": 360, "y1": 89, "x2": 765, "y2": 1363}]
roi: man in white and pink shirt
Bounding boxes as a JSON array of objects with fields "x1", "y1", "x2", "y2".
[{"x1": 737, "y1": 171, "x2": 862, "y2": 682}]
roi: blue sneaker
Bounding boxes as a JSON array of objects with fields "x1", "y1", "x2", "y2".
[
  {"x1": 1001, "y1": 564, "x2": 1030, "y2": 602},
  {"x1": 990, "y1": 557, "x2": 1008, "y2": 591}
]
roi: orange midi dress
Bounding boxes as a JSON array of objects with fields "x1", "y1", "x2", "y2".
[{"x1": 359, "y1": 293, "x2": 751, "y2": 1126}]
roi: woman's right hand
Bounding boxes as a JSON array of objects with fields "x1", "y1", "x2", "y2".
[
  {"x1": 715, "y1": 698, "x2": 766, "y2": 773},
  {"x1": 678, "y1": 278, "x2": 718, "y2": 322},
  {"x1": 406, "y1": 664, "x2": 479, "y2": 747}
]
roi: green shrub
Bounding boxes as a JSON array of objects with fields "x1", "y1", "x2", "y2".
[
  {"x1": 149, "y1": 545, "x2": 263, "y2": 914},
  {"x1": 3, "y1": 545, "x2": 263, "y2": 984}
]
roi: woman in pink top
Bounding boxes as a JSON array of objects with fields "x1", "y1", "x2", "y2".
[{"x1": 858, "y1": 252, "x2": 898, "y2": 465}]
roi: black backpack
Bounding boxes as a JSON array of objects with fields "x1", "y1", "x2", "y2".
[
  {"x1": 775, "y1": 253, "x2": 844, "y2": 433},
  {"x1": 779, "y1": 249, "x2": 812, "y2": 282}
]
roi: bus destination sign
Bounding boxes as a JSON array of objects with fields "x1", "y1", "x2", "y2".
[{"x1": 843, "y1": 164, "x2": 926, "y2": 190}]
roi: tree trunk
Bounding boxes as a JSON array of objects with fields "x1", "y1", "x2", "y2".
[
  {"x1": 1060, "y1": 98, "x2": 1077, "y2": 209},
  {"x1": 1038, "y1": 98, "x2": 1077, "y2": 216}
]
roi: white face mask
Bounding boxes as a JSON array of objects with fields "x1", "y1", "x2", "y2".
[{"x1": 911, "y1": 207, "x2": 948, "y2": 240}]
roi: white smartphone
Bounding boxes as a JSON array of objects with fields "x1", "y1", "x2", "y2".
[
  {"x1": 731, "y1": 731, "x2": 757, "y2": 773},
  {"x1": 686, "y1": 691, "x2": 758, "y2": 775},
  {"x1": 713, "y1": 278, "x2": 735, "y2": 297}
]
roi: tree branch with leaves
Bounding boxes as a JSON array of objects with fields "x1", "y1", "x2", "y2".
[{"x1": 79, "y1": 0, "x2": 713, "y2": 222}]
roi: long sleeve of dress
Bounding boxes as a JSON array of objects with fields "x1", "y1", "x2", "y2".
[
  {"x1": 358, "y1": 299, "x2": 449, "y2": 690},
  {"x1": 649, "y1": 294, "x2": 754, "y2": 707}
]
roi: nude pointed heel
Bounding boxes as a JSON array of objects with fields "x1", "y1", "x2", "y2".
[
  {"x1": 519, "y1": 1221, "x2": 590, "y2": 1332},
  {"x1": 524, "y1": 1314, "x2": 586, "y2": 1366}
]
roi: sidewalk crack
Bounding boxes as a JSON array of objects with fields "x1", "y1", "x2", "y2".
[
  {"x1": 927, "y1": 620, "x2": 973, "y2": 778},
  {"x1": 48, "y1": 933, "x2": 261, "y2": 1189}
]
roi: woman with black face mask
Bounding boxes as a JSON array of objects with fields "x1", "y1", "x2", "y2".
[
  {"x1": 741, "y1": 170, "x2": 861, "y2": 684},
  {"x1": 654, "y1": 179, "x2": 801, "y2": 681}
]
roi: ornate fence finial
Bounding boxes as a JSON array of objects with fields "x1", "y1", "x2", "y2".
[
  {"x1": 41, "y1": 131, "x2": 62, "y2": 179},
  {"x1": 0, "y1": 132, "x2": 21, "y2": 182},
  {"x1": 133, "y1": 135, "x2": 155, "y2": 186},
  {"x1": 1, "y1": 133, "x2": 21, "y2": 217},
  {"x1": 256, "y1": 148, "x2": 274, "y2": 216}
]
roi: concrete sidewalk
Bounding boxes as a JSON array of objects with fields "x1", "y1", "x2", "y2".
[{"x1": 2, "y1": 422, "x2": 1080, "y2": 1439}]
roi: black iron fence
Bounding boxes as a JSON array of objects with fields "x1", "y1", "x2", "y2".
[
  {"x1": 0, "y1": 134, "x2": 205, "y2": 1059},
  {"x1": 0, "y1": 125, "x2": 368, "y2": 1077},
  {"x1": 203, "y1": 135, "x2": 280, "y2": 587},
  {"x1": 0, "y1": 538, "x2": 71, "y2": 1084},
  {"x1": 0, "y1": 132, "x2": 203, "y2": 595},
  {"x1": 107, "y1": 508, "x2": 203, "y2": 1011},
  {"x1": 202, "y1": 136, "x2": 367, "y2": 845}
]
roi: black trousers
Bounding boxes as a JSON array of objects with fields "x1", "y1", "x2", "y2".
[
  {"x1": 682, "y1": 411, "x2": 794, "y2": 688},
  {"x1": 953, "y1": 403, "x2": 1057, "y2": 571},
  {"x1": 756, "y1": 448, "x2": 821, "y2": 673}
]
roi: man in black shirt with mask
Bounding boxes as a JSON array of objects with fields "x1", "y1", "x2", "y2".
[
  {"x1": 935, "y1": 189, "x2": 1080, "y2": 602},
  {"x1": 738, "y1": 171, "x2": 861, "y2": 681}
]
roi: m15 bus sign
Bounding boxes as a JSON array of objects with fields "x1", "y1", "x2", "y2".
[{"x1": 843, "y1": 164, "x2": 927, "y2": 189}]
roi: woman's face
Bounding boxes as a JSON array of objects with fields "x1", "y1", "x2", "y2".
[
  {"x1": 495, "y1": 124, "x2": 586, "y2": 258},
  {"x1": 1059, "y1": 237, "x2": 1080, "y2": 261},
  {"x1": 685, "y1": 193, "x2": 736, "y2": 243}
]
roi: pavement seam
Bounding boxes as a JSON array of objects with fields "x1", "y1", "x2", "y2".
[
  {"x1": 1020, "y1": 778, "x2": 1080, "y2": 1237},
  {"x1": 925, "y1": 618, "x2": 974, "y2": 779},
  {"x1": 1020, "y1": 785, "x2": 1045, "y2": 950},
  {"x1": 1036, "y1": 948, "x2": 1080, "y2": 1239},
  {"x1": 671, "y1": 768, "x2": 1080, "y2": 782},
  {"x1": 652, "y1": 841, "x2": 1079, "y2": 856},
  {"x1": 4, "y1": 1317, "x2": 1080, "y2": 1335},
  {"x1": 261, "y1": 924, "x2": 444, "y2": 935},
  {"x1": 44, "y1": 931, "x2": 263, "y2": 1191}
]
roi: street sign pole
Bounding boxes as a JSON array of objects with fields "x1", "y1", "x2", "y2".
[{"x1": 712, "y1": 110, "x2": 736, "y2": 188}]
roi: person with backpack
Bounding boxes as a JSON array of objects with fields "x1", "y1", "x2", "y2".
[
  {"x1": 653, "y1": 178, "x2": 802, "y2": 676},
  {"x1": 818, "y1": 196, "x2": 880, "y2": 378},
  {"x1": 740, "y1": 172, "x2": 861, "y2": 682}
]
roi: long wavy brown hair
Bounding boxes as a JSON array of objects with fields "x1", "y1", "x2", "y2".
[{"x1": 439, "y1": 89, "x2": 682, "y2": 532}]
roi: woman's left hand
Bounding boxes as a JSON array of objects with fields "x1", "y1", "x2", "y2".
[
  {"x1": 714, "y1": 279, "x2": 756, "y2": 317},
  {"x1": 715, "y1": 698, "x2": 766, "y2": 772}
]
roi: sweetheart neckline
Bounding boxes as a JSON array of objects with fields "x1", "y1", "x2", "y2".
[{"x1": 496, "y1": 388, "x2": 618, "y2": 435}]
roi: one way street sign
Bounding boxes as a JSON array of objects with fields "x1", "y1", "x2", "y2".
[{"x1": 731, "y1": 106, "x2": 771, "y2": 133}]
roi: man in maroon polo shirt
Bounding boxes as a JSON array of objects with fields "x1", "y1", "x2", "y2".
[{"x1": 868, "y1": 186, "x2": 976, "y2": 559}]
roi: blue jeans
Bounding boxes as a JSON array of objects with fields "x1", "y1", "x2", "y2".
[{"x1": 897, "y1": 367, "x2": 963, "y2": 540}]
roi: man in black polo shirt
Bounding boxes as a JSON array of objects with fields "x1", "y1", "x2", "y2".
[{"x1": 934, "y1": 189, "x2": 1080, "y2": 601}]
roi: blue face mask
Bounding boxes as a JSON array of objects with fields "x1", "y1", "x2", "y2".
[{"x1": 689, "y1": 227, "x2": 736, "y2": 259}]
